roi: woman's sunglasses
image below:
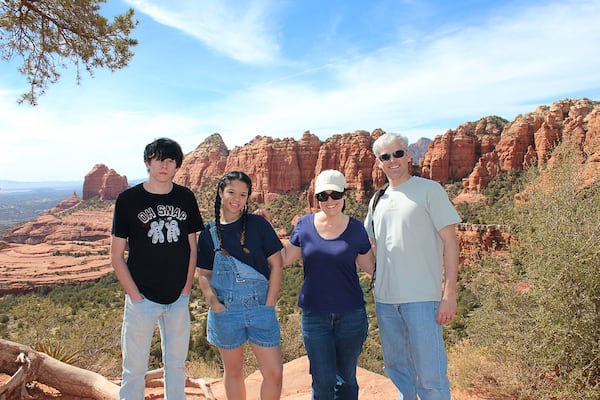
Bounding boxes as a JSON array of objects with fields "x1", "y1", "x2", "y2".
[
  {"x1": 378, "y1": 149, "x2": 406, "y2": 162},
  {"x1": 316, "y1": 191, "x2": 344, "y2": 202}
]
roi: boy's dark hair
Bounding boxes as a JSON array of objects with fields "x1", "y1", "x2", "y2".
[{"x1": 144, "y1": 138, "x2": 184, "y2": 168}]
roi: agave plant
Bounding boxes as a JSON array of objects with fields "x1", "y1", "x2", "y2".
[{"x1": 34, "y1": 341, "x2": 81, "y2": 365}]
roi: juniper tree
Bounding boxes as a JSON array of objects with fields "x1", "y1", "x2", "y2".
[{"x1": 0, "y1": 0, "x2": 138, "y2": 105}]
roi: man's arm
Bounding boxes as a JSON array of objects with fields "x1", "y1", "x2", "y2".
[{"x1": 436, "y1": 224, "x2": 459, "y2": 325}]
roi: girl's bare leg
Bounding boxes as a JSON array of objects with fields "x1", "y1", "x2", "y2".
[
  {"x1": 219, "y1": 346, "x2": 247, "y2": 400},
  {"x1": 250, "y1": 343, "x2": 283, "y2": 400}
]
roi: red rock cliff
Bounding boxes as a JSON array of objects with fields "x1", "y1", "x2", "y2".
[
  {"x1": 174, "y1": 133, "x2": 229, "y2": 189},
  {"x1": 177, "y1": 129, "x2": 385, "y2": 205},
  {"x1": 420, "y1": 98, "x2": 600, "y2": 193}
]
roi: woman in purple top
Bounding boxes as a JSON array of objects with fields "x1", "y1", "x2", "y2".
[{"x1": 281, "y1": 169, "x2": 375, "y2": 400}]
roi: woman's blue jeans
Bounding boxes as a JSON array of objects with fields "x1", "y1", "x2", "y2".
[
  {"x1": 375, "y1": 301, "x2": 450, "y2": 400},
  {"x1": 120, "y1": 293, "x2": 190, "y2": 400},
  {"x1": 301, "y1": 307, "x2": 368, "y2": 400}
]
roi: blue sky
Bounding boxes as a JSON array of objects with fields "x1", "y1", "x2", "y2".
[{"x1": 1, "y1": 0, "x2": 599, "y2": 182}]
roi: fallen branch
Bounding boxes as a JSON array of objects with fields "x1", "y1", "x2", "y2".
[
  {"x1": 0, "y1": 339, "x2": 119, "y2": 400},
  {"x1": 0, "y1": 354, "x2": 32, "y2": 400}
]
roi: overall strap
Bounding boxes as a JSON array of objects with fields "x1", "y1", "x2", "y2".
[{"x1": 207, "y1": 220, "x2": 260, "y2": 281}]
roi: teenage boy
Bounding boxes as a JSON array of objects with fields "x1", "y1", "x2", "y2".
[{"x1": 111, "y1": 137, "x2": 204, "y2": 400}]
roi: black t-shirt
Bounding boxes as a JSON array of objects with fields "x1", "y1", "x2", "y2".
[{"x1": 112, "y1": 183, "x2": 204, "y2": 304}]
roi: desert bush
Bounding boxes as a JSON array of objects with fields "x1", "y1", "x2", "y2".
[
  {"x1": 463, "y1": 142, "x2": 600, "y2": 399},
  {"x1": 1, "y1": 274, "x2": 124, "y2": 376}
]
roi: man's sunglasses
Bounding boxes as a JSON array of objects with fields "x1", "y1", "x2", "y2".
[
  {"x1": 378, "y1": 149, "x2": 406, "y2": 162},
  {"x1": 316, "y1": 191, "x2": 344, "y2": 202}
]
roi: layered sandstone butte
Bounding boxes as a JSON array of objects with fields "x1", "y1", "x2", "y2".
[
  {"x1": 82, "y1": 164, "x2": 129, "y2": 200},
  {"x1": 421, "y1": 98, "x2": 600, "y2": 193},
  {"x1": 2, "y1": 208, "x2": 113, "y2": 245},
  {"x1": 176, "y1": 98, "x2": 600, "y2": 203},
  {"x1": 176, "y1": 129, "x2": 387, "y2": 205},
  {"x1": 457, "y1": 223, "x2": 511, "y2": 265},
  {"x1": 420, "y1": 116, "x2": 507, "y2": 185}
]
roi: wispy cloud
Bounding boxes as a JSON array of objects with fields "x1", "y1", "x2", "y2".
[
  {"x1": 203, "y1": 0, "x2": 600, "y2": 142},
  {"x1": 124, "y1": 0, "x2": 281, "y2": 64}
]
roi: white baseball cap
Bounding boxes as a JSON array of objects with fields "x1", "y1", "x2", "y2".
[{"x1": 314, "y1": 169, "x2": 346, "y2": 193}]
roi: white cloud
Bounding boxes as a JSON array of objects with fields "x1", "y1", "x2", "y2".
[
  {"x1": 207, "y1": 0, "x2": 600, "y2": 139},
  {"x1": 124, "y1": 0, "x2": 281, "y2": 64}
]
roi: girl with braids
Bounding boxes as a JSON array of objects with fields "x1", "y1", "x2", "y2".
[{"x1": 196, "y1": 171, "x2": 284, "y2": 400}]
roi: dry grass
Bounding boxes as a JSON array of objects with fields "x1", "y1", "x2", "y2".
[
  {"x1": 186, "y1": 359, "x2": 223, "y2": 380},
  {"x1": 448, "y1": 340, "x2": 535, "y2": 400}
]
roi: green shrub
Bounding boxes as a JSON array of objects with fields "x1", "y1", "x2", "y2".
[{"x1": 465, "y1": 142, "x2": 600, "y2": 399}]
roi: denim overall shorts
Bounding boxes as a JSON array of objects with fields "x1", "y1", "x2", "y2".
[{"x1": 206, "y1": 221, "x2": 281, "y2": 349}]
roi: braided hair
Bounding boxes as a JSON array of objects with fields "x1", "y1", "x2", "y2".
[{"x1": 214, "y1": 171, "x2": 252, "y2": 255}]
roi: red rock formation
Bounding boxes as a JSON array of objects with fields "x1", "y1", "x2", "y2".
[
  {"x1": 47, "y1": 192, "x2": 82, "y2": 214},
  {"x1": 3, "y1": 210, "x2": 112, "y2": 245},
  {"x1": 456, "y1": 223, "x2": 511, "y2": 265},
  {"x1": 420, "y1": 98, "x2": 600, "y2": 194},
  {"x1": 170, "y1": 99, "x2": 599, "y2": 205},
  {"x1": 82, "y1": 164, "x2": 128, "y2": 200},
  {"x1": 421, "y1": 116, "x2": 506, "y2": 184},
  {"x1": 225, "y1": 135, "x2": 310, "y2": 203},
  {"x1": 180, "y1": 130, "x2": 380, "y2": 206},
  {"x1": 173, "y1": 133, "x2": 229, "y2": 188},
  {"x1": 581, "y1": 107, "x2": 600, "y2": 185}
]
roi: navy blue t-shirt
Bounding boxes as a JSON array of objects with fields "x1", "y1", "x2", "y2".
[
  {"x1": 196, "y1": 214, "x2": 283, "y2": 279},
  {"x1": 289, "y1": 214, "x2": 371, "y2": 312}
]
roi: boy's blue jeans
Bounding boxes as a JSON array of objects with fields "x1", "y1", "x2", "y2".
[
  {"x1": 120, "y1": 293, "x2": 190, "y2": 400},
  {"x1": 301, "y1": 307, "x2": 368, "y2": 399},
  {"x1": 375, "y1": 301, "x2": 450, "y2": 400}
]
